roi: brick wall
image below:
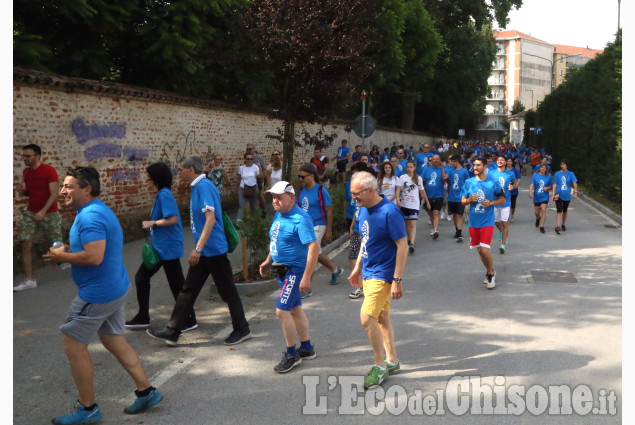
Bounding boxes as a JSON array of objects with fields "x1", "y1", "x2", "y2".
[{"x1": 13, "y1": 69, "x2": 441, "y2": 272}]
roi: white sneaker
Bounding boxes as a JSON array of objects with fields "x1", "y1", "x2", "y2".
[
  {"x1": 14, "y1": 280, "x2": 37, "y2": 292},
  {"x1": 440, "y1": 212, "x2": 446, "y2": 220},
  {"x1": 486, "y1": 272, "x2": 496, "y2": 289},
  {"x1": 429, "y1": 229, "x2": 435, "y2": 236},
  {"x1": 447, "y1": 214, "x2": 453, "y2": 221}
]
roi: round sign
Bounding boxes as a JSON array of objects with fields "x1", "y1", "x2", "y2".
[{"x1": 353, "y1": 115, "x2": 376, "y2": 138}]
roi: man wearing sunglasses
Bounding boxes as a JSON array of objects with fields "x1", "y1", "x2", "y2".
[
  {"x1": 296, "y1": 163, "x2": 343, "y2": 297},
  {"x1": 14, "y1": 143, "x2": 62, "y2": 292}
]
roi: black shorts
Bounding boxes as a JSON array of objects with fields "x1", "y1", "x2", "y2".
[
  {"x1": 534, "y1": 201, "x2": 549, "y2": 207},
  {"x1": 555, "y1": 199, "x2": 571, "y2": 213},
  {"x1": 257, "y1": 178, "x2": 263, "y2": 190},
  {"x1": 447, "y1": 201, "x2": 465, "y2": 215},
  {"x1": 428, "y1": 198, "x2": 444, "y2": 211},
  {"x1": 511, "y1": 194, "x2": 518, "y2": 209},
  {"x1": 337, "y1": 161, "x2": 347, "y2": 173}
]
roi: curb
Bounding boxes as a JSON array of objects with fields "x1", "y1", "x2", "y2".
[
  {"x1": 578, "y1": 192, "x2": 622, "y2": 226},
  {"x1": 211, "y1": 232, "x2": 351, "y2": 297}
]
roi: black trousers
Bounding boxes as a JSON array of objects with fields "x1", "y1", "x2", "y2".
[
  {"x1": 134, "y1": 259, "x2": 195, "y2": 324},
  {"x1": 167, "y1": 253, "x2": 249, "y2": 333}
]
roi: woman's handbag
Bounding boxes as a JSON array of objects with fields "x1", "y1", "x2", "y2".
[
  {"x1": 242, "y1": 184, "x2": 257, "y2": 197},
  {"x1": 142, "y1": 232, "x2": 160, "y2": 269}
]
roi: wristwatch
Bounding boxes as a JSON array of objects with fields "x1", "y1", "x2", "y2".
[
  {"x1": 393, "y1": 277, "x2": 403, "y2": 283},
  {"x1": 195, "y1": 247, "x2": 203, "y2": 254}
]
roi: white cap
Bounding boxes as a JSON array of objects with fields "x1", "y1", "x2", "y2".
[{"x1": 266, "y1": 181, "x2": 295, "y2": 195}]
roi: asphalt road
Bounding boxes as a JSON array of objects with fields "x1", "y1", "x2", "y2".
[{"x1": 13, "y1": 176, "x2": 622, "y2": 424}]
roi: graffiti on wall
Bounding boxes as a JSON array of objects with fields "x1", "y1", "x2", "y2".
[{"x1": 159, "y1": 130, "x2": 213, "y2": 169}]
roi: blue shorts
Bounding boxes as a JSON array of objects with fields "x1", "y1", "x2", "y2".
[{"x1": 276, "y1": 266, "x2": 304, "y2": 311}]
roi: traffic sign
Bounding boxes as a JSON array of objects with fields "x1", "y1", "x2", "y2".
[{"x1": 353, "y1": 115, "x2": 376, "y2": 138}]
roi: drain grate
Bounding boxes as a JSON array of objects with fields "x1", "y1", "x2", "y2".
[{"x1": 530, "y1": 271, "x2": 578, "y2": 283}]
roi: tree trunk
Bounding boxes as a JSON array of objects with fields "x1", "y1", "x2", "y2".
[
  {"x1": 282, "y1": 119, "x2": 295, "y2": 181},
  {"x1": 401, "y1": 96, "x2": 416, "y2": 130}
]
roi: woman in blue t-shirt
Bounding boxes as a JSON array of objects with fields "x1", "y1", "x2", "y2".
[
  {"x1": 126, "y1": 162, "x2": 196, "y2": 331},
  {"x1": 529, "y1": 164, "x2": 553, "y2": 234}
]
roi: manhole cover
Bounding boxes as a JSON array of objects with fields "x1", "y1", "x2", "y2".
[{"x1": 530, "y1": 271, "x2": 578, "y2": 283}]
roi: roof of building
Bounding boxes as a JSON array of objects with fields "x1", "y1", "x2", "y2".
[
  {"x1": 493, "y1": 30, "x2": 549, "y2": 44},
  {"x1": 554, "y1": 44, "x2": 604, "y2": 58}
]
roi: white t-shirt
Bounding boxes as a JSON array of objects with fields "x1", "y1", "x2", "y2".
[
  {"x1": 397, "y1": 173, "x2": 424, "y2": 210},
  {"x1": 268, "y1": 165, "x2": 282, "y2": 188},
  {"x1": 379, "y1": 176, "x2": 398, "y2": 203},
  {"x1": 238, "y1": 164, "x2": 260, "y2": 188}
]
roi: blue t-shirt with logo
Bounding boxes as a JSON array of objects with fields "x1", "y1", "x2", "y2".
[
  {"x1": 150, "y1": 188, "x2": 184, "y2": 261},
  {"x1": 415, "y1": 152, "x2": 433, "y2": 176},
  {"x1": 446, "y1": 167, "x2": 470, "y2": 202},
  {"x1": 337, "y1": 146, "x2": 350, "y2": 164},
  {"x1": 488, "y1": 169, "x2": 516, "y2": 208},
  {"x1": 269, "y1": 205, "x2": 316, "y2": 268},
  {"x1": 461, "y1": 177, "x2": 504, "y2": 228},
  {"x1": 70, "y1": 199, "x2": 129, "y2": 303},
  {"x1": 508, "y1": 167, "x2": 522, "y2": 195},
  {"x1": 358, "y1": 197, "x2": 406, "y2": 283},
  {"x1": 297, "y1": 184, "x2": 331, "y2": 226},
  {"x1": 380, "y1": 153, "x2": 390, "y2": 163},
  {"x1": 393, "y1": 166, "x2": 404, "y2": 177},
  {"x1": 398, "y1": 159, "x2": 408, "y2": 173},
  {"x1": 190, "y1": 177, "x2": 228, "y2": 257},
  {"x1": 421, "y1": 166, "x2": 445, "y2": 198},
  {"x1": 554, "y1": 170, "x2": 577, "y2": 201},
  {"x1": 531, "y1": 173, "x2": 553, "y2": 203}
]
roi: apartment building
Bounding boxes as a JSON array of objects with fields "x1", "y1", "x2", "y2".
[{"x1": 553, "y1": 44, "x2": 604, "y2": 87}]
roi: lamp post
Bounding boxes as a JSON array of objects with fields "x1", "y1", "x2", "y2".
[{"x1": 360, "y1": 90, "x2": 368, "y2": 152}]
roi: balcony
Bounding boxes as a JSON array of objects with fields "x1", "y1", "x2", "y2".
[
  {"x1": 485, "y1": 110, "x2": 507, "y2": 116},
  {"x1": 486, "y1": 92, "x2": 506, "y2": 101},
  {"x1": 476, "y1": 122, "x2": 506, "y2": 131},
  {"x1": 488, "y1": 77, "x2": 506, "y2": 86},
  {"x1": 492, "y1": 61, "x2": 505, "y2": 70}
]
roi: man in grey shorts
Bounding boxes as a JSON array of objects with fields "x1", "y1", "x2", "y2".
[{"x1": 44, "y1": 166, "x2": 162, "y2": 424}]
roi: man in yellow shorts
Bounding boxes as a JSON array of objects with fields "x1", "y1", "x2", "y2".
[{"x1": 348, "y1": 171, "x2": 408, "y2": 389}]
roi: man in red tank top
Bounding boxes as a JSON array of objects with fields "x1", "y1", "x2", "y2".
[{"x1": 14, "y1": 144, "x2": 62, "y2": 291}]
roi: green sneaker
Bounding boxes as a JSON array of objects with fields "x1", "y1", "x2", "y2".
[
  {"x1": 385, "y1": 360, "x2": 400, "y2": 375},
  {"x1": 364, "y1": 365, "x2": 389, "y2": 389}
]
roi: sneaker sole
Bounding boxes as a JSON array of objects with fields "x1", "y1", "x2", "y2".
[
  {"x1": 487, "y1": 283, "x2": 496, "y2": 289},
  {"x1": 456, "y1": 237, "x2": 463, "y2": 243},
  {"x1": 364, "y1": 374, "x2": 387, "y2": 389},
  {"x1": 224, "y1": 333, "x2": 253, "y2": 346},
  {"x1": 125, "y1": 323, "x2": 150, "y2": 329},
  {"x1": 432, "y1": 232, "x2": 439, "y2": 240},
  {"x1": 274, "y1": 357, "x2": 302, "y2": 373},
  {"x1": 124, "y1": 392, "x2": 163, "y2": 414},
  {"x1": 181, "y1": 324, "x2": 199, "y2": 333},
  {"x1": 349, "y1": 293, "x2": 363, "y2": 299},
  {"x1": 300, "y1": 352, "x2": 317, "y2": 360},
  {"x1": 146, "y1": 330, "x2": 178, "y2": 346}
]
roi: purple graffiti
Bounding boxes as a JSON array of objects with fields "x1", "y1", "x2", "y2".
[
  {"x1": 123, "y1": 146, "x2": 148, "y2": 162},
  {"x1": 84, "y1": 143, "x2": 122, "y2": 161},
  {"x1": 110, "y1": 168, "x2": 141, "y2": 182},
  {"x1": 72, "y1": 118, "x2": 126, "y2": 144}
]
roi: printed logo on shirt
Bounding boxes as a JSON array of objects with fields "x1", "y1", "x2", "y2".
[
  {"x1": 475, "y1": 189, "x2": 485, "y2": 213},
  {"x1": 498, "y1": 176, "x2": 506, "y2": 194},
  {"x1": 561, "y1": 176, "x2": 567, "y2": 191},
  {"x1": 360, "y1": 220, "x2": 369, "y2": 259},
  {"x1": 538, "y1": 180, "x2": 545, "y2": 193},
  {"x1": 301, "y1": 196, "x2": 309, "y2": 211},
  {"x1": 452, "y1": 174, "x2": 460, "y2": 190},
  {"x1": 270, "y1": 221, "x2": 280, "y2": 256},
  {"x1": 429, "y1": 172, "x2": 438, "y2": 186}
]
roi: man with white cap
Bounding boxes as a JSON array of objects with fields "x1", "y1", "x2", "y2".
[{"x1": 260, "y1": 181, "x2": 320, "y2": 373}]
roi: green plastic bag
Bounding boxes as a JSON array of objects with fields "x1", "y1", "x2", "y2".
[
  {"x1": 142, "y1": 242, "x2": 160, "y2": 269},
  {"x1": 223, "y1": 212, "x2": 239, "y2": 253}
]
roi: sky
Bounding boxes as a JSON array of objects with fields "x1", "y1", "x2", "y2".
[{"x1": 501, "y1": 0, "x2": 621, "y2": 50}]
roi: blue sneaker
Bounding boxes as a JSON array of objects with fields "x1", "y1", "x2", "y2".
[
  {"x1": 52, "y1": 402, "x2": 102, "y2": 425},
  {"x1": 124, "y1": 388, "x2": 163, "y2": 414},
  {"x1": 329, "y1": 267, "x2": 343, "y2": 285},
  {"x1": 301, "y1": 290, "x2": 313, "y2": 299},
  {"x1": 497, "y1": 232, "x2": 502, "y2": 242}
]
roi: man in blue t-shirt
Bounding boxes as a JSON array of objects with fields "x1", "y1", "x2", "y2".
[
  {"x1": 148, "y1": 156, "x2": 251, "y2": 347},
  {"x1": 446, "y1": 155, "x2": 470, "y2": 242},
  {"x1": 552, "y1": 159, "x2": 578, "y2": 234},
  {"x1": 44, "y1": 166, "x2": 162, "y2": 423},
  {"x1": 335, "y1": 139, "x2": 351, "y2": 185},
  {"x1": 348, "y1": 171, "x2": 407, "y2": 389},
  {"x1": 380, "y1": 147, "x2": 390, "y2": 164},
  {"x1": 461, "y1": 158, "x2": 505, "y2": 289},
  {"x1": 488, "y1": 156, "x2": 517, "y2": 254},
  {"x1": 415, "y1": 144, "x2": 433, "y2": 176},
  {"x1": 297, "y1": 163, "x2": 343, "y2": 296},
  {"x1": 506, "y1": 157, "x2": 522, "y2": 221},
  {"x1": 259, "y1": 181, "x2": 319, "y2": 373},
  {"x1": 421, "y1": 155, "x2": 446, "y2": 239}
]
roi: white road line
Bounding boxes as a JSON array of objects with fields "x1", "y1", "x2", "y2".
[
  {"x1": 214, "y1": 309, "x2": 260, "y2": 340},
  {"x1": 120, "y1": 356, "x2": 196, "y2": 403}
]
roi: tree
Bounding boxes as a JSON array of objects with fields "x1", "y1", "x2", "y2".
[
  {"x1": 246, "y1": 0, "x2": 397, "y2": 179},
  {"x1": 510, "y1": 99, "x2": 525, "y2": 115}
]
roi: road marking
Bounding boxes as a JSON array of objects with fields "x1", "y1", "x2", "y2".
[
  {"x1": 214, "y1": 309, "x2": 260, "y2": 340},
  {"x1": 120, "y1": 356, "x2": 196, "y2": 403}
]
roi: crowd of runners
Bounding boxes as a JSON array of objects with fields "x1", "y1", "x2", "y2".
[{"x1": 14, "y1": 138, "x2": 578, "y2": 424}]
